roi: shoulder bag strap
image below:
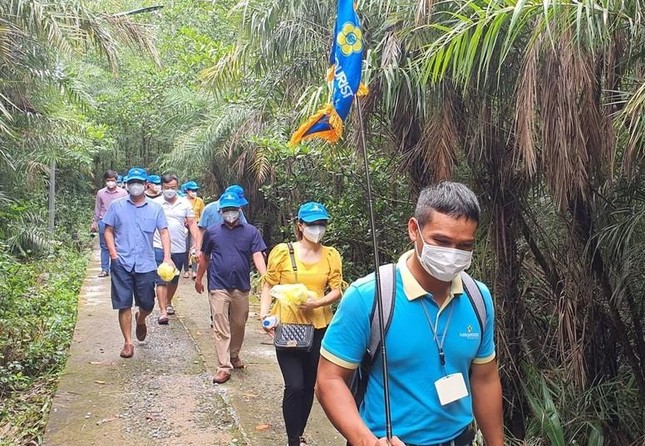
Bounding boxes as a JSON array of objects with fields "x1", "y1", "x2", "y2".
[
  {"x1": 367, "y1": 263, "x2": 397, "y2": 364},
  {"x1": 460, "y1": 271, "x2": 487, "y2": 334},
  {"x1": 287, "y1": 242, "x2": 298, "y2": 282}
]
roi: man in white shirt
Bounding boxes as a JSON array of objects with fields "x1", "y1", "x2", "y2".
[{"x1": 153, "y1": 174, "x2": 201, "y2": 324}]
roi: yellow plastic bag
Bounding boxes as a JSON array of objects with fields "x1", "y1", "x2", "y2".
[
  {"x1": 157, "y1": 262, "x2": 179, "y2": 282},
  {"x1": 270, "y1": 284, "x2": 317, "y2": 306}
]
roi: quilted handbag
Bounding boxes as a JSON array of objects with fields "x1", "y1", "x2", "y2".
[
  {"x1": 274, "y1": 323, "x2": 315, "y2": 352},
  {"x1": 273, "y1": 242, "x2": 315, "y2": 352}
]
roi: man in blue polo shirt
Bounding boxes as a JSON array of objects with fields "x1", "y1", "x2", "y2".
[
  {"x1": 317, "y1": 182, "x2": 504, "y2": 446},
  {"x1": 195, "y1": 191, "x2": 267, "y2": 384},
  {"x1": 103, "y1": 167, "x2": 173, "y2": 359}
]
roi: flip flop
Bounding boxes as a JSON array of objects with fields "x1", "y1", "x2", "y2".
[
  {"x1": 182, "y1": 272, "x2": 190, "y2": 278},
  {"x1": 166, "y1": 305, "x2": 175, "y2": 315},
  {"x1": 157, "y1": 315, "x2": 169, "y2": 325}
]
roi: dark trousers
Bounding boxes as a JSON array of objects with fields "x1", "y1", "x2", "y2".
[{"x1": 276, "y1": 328, "x2": 326, "y2": 446}]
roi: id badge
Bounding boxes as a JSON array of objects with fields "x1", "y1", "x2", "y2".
[{"x1": 434, "y1": 373, "x2": 468, "y2": 406}]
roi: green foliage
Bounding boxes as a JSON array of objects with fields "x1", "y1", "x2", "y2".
[
  {"x1": 258, "y1": 140, "x2": 414, "y2": 281},
  {"x1": 0, "y1": 245, "x2": 86, "y2": 445},
  {"x1": 88, "y1": 0, "x2": 239, "y2": 187},
  {"x1": 522, "y1": 365, "x2": 642, "y2": 446}
]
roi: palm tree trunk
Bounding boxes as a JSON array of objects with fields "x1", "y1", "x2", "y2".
[{"x1": 570, "y1": 196, "x2": 645, "y2": 399}]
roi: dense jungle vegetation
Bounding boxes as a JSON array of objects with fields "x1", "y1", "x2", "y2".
[{"x1": 0, "y1": 0, "x2": 643, "y2": 444}]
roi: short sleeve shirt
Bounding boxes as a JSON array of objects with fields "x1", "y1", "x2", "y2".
[
  {"x1": 102, "y1": 197, "x2": 168, "y2": 273},
  {"x1": 152, "y1": 196, "x2": 194, "y2": 253},
  {"x1": 93, "y1": 187, "x2": 127, "y2": 222},
  {"x1": 187, "y1": 196, "x2": 204, "y2": 222},
  {"x1": 202, "y1": 222, "x2": 266, "y2": 291},
  {"x1": 320, "y1": 251, "x2": 496, "y2": 445},
  {"x1": 263, "y1": 242, "x2": 344, "y2": 328}
]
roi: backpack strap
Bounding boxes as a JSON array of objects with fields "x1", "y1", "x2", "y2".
[
  {"x1": 287, "y1": 242, "x2": 298, "y2": 282},
  {"x1": 460, "y1": 271, "x2": 487, "y2": 333},
  {"x1": 367, "y1": 263, "x2": 397, "y2": 364}
]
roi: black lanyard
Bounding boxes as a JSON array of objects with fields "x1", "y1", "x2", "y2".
[{"x1": 420, "y1": 296, "x2": 454, "y2": 374}]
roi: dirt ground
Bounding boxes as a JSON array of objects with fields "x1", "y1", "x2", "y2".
[{"x1": 43, "y1": 246, "x2": 346, "y2": 446}]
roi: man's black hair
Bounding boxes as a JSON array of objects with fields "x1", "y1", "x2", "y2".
[
  {"x1": 161, "y1": 174, "x2": 179, "y2": 185},
  {"x1": 104, "y1": 169, "x2": 118, "y2": 180},
  {"x1": 415, "y1": 181, "x2": 481, "y2": 226}
]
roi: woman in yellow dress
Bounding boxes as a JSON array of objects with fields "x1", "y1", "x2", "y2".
[{"x1": 260, "y1": 202, "x2": 344, "y2": 446}]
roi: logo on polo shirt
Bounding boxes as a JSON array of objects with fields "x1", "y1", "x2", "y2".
[{"x1": 459, "y1": 324, "x2": 480, "y2": 340}]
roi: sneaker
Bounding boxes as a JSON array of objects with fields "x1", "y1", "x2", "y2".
[{"x1": 98, "y1": 271, "x2": 109, "y2": 278}]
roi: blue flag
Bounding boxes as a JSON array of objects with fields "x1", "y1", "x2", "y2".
[{"x1": 290, "y1": 0, "x2": 366, "y2": 145}]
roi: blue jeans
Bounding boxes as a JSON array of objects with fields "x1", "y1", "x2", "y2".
[{"x1": 98, "y1": 219, "x2": 110, "y2": 272}]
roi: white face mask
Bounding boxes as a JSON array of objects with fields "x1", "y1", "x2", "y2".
[
  {"x1": 105, "y1": 181, "x2": 117, "y2": 189},
  {"x1": 223, "y1": 210, "x2": 240, "y2": 224},
  {"x1": 127, "y1": 183, "x2": 145, "y2": 197},
  {"x1": 303, "y1": 225, "x2": 326, "y2": 244},
  {"x1": 415, "y1": 225, "x2": 472, "y2": 282},
  {"x1": 163, "y1": 189, "x2": 177, "y2": 200},
  {"x1": 188, "y1": 191, "x2": 197, "y2": 198},
  {"x1": 151, "y1": 184, "x2": 161, "y2": 193}
]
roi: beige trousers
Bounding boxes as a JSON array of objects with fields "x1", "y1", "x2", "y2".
[{"x1": 208, "y1": 289, "x2": 250, "y2": 373}]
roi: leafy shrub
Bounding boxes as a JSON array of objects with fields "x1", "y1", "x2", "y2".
[{"x1": 0, "y1": 245, "x2": 86, "y2": 445}]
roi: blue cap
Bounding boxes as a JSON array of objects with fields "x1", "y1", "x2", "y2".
[
  {"x1": 125, "y1": 167, "x2": 147, "y2": 182},
  {"x1": 117, "y1": 175, "x2": 123, "y2": 182},
  {"x1": 184, "y1": 180, "x2": 200, "y2": 191},
  {"x1": 146, "y1": 174, "x2": 161, "y2": 185},
  {"x1": 218, "y1": 192, "x2": 245, "y2": 209},
  {"x1": 225, "y1": 184, "x2": 248, "y2": 206},
  {"x1": 298, "y1": 202, "x2": 330, "y2": 223}
]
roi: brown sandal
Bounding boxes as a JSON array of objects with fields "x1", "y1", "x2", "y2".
[
  {"x1": 120, "y1": 344, "x2": 134, "y2": 358},
  {"x1": 135, "y1": 312, "x2": 147, "y2": 341}
]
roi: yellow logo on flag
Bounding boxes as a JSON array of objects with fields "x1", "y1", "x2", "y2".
[{"x1": 337, "y1": 23, "x2": 363, "y2": 55}]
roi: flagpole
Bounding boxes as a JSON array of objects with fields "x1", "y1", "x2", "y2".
[{"x1": 355, "y1": 98, "x2": 393, "y2": 440}]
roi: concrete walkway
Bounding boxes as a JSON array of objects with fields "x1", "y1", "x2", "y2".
[{"x1": 43, "y1": 246, "x2": 345, "y2": 446}]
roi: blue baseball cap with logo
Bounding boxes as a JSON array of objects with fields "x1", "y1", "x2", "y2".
[
  {"x1": 125, "y1": 167, "x2": 147, "y2": 182},
  {"x1": 117, "y1": 175, "x2": 123, "y2": 183},
  {"x1": 298, "y1": 202, "x2": 330, "y2": 223},
  {"x1": 225, "y1": 184, "x2": 248, "y2": 206},
  {"x1": 146, "y1": 174, "x2": 161, "y2": 185},
  {"x1": 184, "y1": 181, "x2": 200, "y2": 191},
  {"x1": 218, "y1": 192, "x2": 245, "y2": 209}
]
